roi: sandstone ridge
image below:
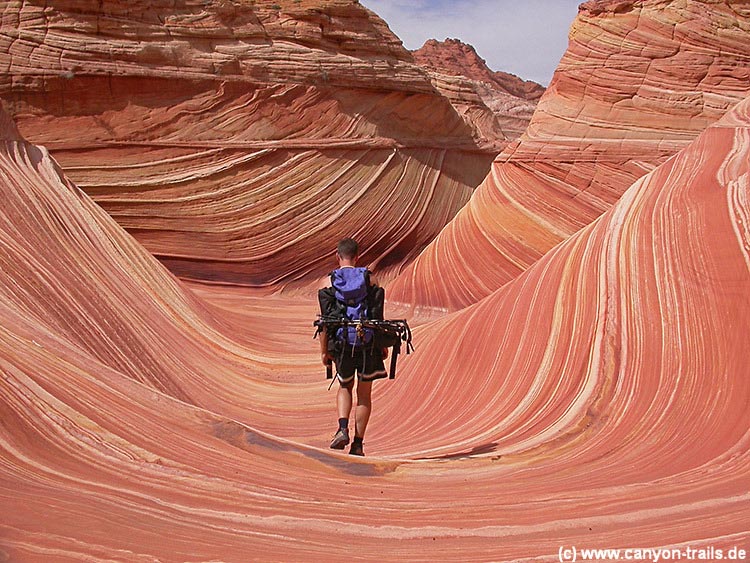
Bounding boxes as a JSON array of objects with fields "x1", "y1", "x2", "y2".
[
  {"x1": 0, "y1": 0, "x2": 501, "y2": 287},
  {"x1": 1, "y1": 0, "x2": 749, "y2": 559},
  {"x1": 413, "y1": 38, "x2": 545, "y2": 101},
  {"x1": 1, "y1": 85, "x2": 749, "y2": 561},
  {"x1": 389, "y1": 0, "x2": 750, "y2": 310},
  {"x1": 411, "y1": 37, "x2": 544, "y2": 143}
]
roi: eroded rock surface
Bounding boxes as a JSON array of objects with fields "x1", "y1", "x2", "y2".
[
  {"x1": 0, "y1": 0, "x2": 496, "y2": 287},
  {"x1": 1, "y1": 89, "x2": 749, "y2": 559},
  {"x1": 1, "y1": 0, "x2": 749, "y2": 560},
  {"x1": 413, "y1": 38, "x2": 545, "y2": 101},
  {"x1": 389, "y1": 0, "x2": 750, "y2": 311},
  {"x1": 412, "y1": 38, "x2": 544, "y2": 144}
]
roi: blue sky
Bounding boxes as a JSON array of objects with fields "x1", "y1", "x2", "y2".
[{"x1": 360, "y1": 0, "x2": 581, "y2": 86}]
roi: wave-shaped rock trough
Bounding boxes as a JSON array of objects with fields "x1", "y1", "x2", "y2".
[
  {"x1": 389, "y1": 0, "x2": 750, "y2": 311},
  {"x1": 1, "y1": 0, "x2": 749, "y2": 560},
  {"x1": 55, "y1": 145, "x2": 490, "y2": 286},
  {"x1": 2, "y1": 91, "x2": 749, "y2": 562}
]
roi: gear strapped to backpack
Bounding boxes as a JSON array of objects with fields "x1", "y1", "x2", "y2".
[{"x1": 314, "y1": 267, "x2": 413, "y2": 380}]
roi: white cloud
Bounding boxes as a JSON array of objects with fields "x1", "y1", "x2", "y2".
[{"x1": 360, "y1": 0, "x2": 581, "y2": 85}]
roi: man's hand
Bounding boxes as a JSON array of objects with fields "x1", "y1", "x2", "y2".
[{"x1": 322, "y1": 352, "x2": 334, "y2": 366}]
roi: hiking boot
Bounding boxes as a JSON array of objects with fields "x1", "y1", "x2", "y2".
[
  {"x1": 330, "y1": 428, "x2": 349, "y2": 450},
  {"x1": 349, "y1": 441, "x2": 364, "y2": 456}
]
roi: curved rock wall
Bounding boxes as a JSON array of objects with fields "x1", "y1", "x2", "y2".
[
  {"x1": 1, "y1": 89, "x2": 749, "y2": 561},
  {"x1": 1, "y1": 0, "x2": 749, "y2": 560},
  {"x1": 388, "y1": 0, "x2": 750, "y2": 311},
  {"x1": 0, "y1": 0, "x2": 497, "y2": 287}
]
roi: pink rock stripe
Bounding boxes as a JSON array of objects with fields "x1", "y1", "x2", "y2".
[
  {"x1": 388, "y1": 0, "x2": 750, "y2": 311},
  {"x1": 1, "y1": 90, "x2": 749, "y2": 560}
]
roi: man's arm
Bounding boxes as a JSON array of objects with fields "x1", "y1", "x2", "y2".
[
  {"x1": 317, "y1": 275, "x2": 334, "y2": 366},
  {"x1": 320, "y1": 327, "x2": 333, "y2": 366}
]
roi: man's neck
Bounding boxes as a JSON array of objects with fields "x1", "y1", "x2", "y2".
[{"x1": 338, "y1": 260, "x2": 356, "y2": 268}]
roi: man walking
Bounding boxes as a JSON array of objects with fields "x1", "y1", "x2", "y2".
[{"x1": 319, "y1": 238, "x2": 387, "y2": 456}]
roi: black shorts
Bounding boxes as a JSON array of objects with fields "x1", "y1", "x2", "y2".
[{"x1": 335, "y1": 346, "x2": 387, "y2": 385}]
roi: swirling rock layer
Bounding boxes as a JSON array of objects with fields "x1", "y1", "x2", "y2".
[
  {"x1": 0, "y1": 0, "x2": 497, "y2": 287},
  {"x1": 389, "y1": 0, "x2": 750, "y2": 311},
  {"x1": 1, "y1": 0, "x2": 750, "y2": 560},
  {"x1": 53, "y1": 142, "x2": 489, "y2": 285},
  {"x1": 2, "y1": 88, "x2": 749, "y2": 559}
]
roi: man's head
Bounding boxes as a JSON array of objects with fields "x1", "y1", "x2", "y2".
[{"x1": 336, "y1": 238, "x2": 359, "y2": 263}]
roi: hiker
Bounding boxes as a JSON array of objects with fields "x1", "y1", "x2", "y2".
[{"x1": 318, "y1": 238, "x2": 388, "y2": 456}]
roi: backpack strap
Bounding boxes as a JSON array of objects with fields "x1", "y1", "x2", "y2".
[
  {"x1": 368, "y1": 284, "x2": 385, "y2": 321},
  {"x1": 389, "y1": 340, "x2": 401, "y2": 379}
]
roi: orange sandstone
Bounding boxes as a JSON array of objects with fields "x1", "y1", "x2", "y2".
[{"x1": 389, "y1": 0, "x2": 750, "y2": 311}]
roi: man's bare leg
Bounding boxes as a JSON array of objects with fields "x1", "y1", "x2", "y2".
[
  {"x1": 354, "y1": 380, "x2": 373, "y2": 438},
  {"x1": 330, "y1": 380, "x2": 354, "y2": 449},
  {"x1": 337, "y1": 380, "x2": 353, "y2": 420},
  {"x1": 347, "y1": 380, "x2": 372, "y2": 456}
]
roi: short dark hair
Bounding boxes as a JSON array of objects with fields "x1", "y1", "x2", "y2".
[{"x1": 337, "y1": 238, "x2": 359, "y2": 259}]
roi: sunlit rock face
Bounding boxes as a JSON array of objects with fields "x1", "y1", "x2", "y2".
[
  {"x1": 411, "y1": 38, "x2": 545, "y2": 145},
  {"x1": 1, "y1": 87, "x2": 749, "y2": 559},
  {"x1": 2, "y1": 0, "x2": 750, "y2": 560},
  {"x1": 413, "y1": 39, "x2": 544, "y2": 100},
  {"x1": 388, "y1": 0, "x2": 750, "y2": 311},
  {"x1": 378, "y1": 92, "x2": 750, "y2": 554},
  {"x1": 412, "y1": 39, "x2": 545, "y2": 102},
  {"x1": 0, "y1": 0, "x2": 496, "y2": 287}
]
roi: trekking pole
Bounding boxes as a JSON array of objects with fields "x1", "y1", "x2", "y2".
[{"x1": 327, "y1": 361, "x2": 337, "y2": 391}]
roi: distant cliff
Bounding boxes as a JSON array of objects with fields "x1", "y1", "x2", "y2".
[{"x1": 413, "y1": 38, "x2": 545, "y2": 100}]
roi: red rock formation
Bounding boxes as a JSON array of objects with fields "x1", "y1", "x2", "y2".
[
  {"x1": 389, "y1": 0, "x2": 750, "y2": 311},
  {"x1": 413, "y1": 38, "x2": 545, "y2": 101},
  {"x1": 2, "y1": 0, "x2": 750, "y2": 559},
  {"x1": 411, "y1": 38, "x2": 544, "y2": 143},
  {"x1": 0, "y1": 0, "x2": 496, "y2": 287},
  {"x1": 1, "y1": 87, "x2": 749, "y2": 559},
  {"x1": 379, "y1": 91, "x2": 750, "y2": 550}
]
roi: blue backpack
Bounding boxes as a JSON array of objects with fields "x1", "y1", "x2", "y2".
[
  {"x1": 330, "y1": 267, "x2": 373, "y2": 347},
  {"x1": 315, "y1": 270, "x2": 413, "y2": 380}
]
